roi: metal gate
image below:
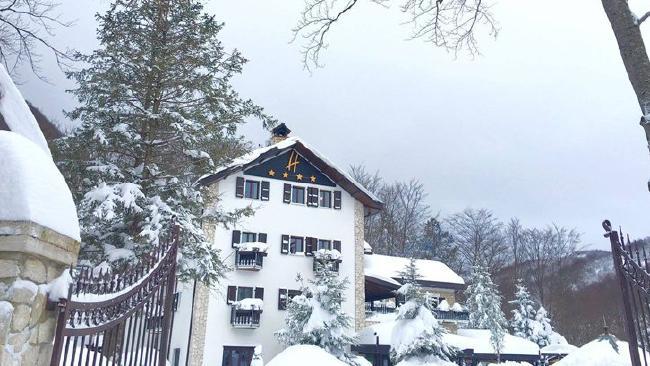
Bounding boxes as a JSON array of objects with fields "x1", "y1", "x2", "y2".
[
  {"x1": 50, "y1": 226, "x2": 179, "y2": 366},
  {"x1": 603, "y1": 219, "x2": 647, "y2": 366}
]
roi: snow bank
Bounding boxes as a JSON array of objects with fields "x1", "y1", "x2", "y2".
[
  {"x1": 365, "y1": 254, "x2": 464, "y2": 287},
  {"x1": 234, "y1": 298, "x2": 264, "y2": 311},
  {"x1": 266, "y1": 345, "x2": 348, "y2": 366},
  {"x1": 0, "y1": 131, "x2": 80, "y2": 240},
  {"x1": 541, "y1": 343, "x2": 578, "y2": 355},
  {"x1": 0, "y1": 65, "x2": 50, "y2": 156},
  {"x1": 235, "y1": 241, "x2": 270, "y2": 253},
  {"x1": 555, "y1": 337, "x2": 642, "y2": 366}
]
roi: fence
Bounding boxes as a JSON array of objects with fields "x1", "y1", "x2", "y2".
[
  {"x1": 603, "y1": 219, "x2": 648, "y2": 366},
  {"x1": 49, "y1": 226, "x2": 179, "y2": 366}
]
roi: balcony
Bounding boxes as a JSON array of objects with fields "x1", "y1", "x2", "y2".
[
  {"x1": 432, "y1": 309, "x2": 470, "y2": 322},
  {"x1": 234, "y1": 242, "x2": 269, "y2": 271},
  {"x1": 313, "y1": 249, "x2": 342, "y2": 273},
  {"x1": 230, "y1": 307, "x2": 262, "y2": 328},
  {"x1": 235, "y1": 250, "x2": 266, "y2": 271}
]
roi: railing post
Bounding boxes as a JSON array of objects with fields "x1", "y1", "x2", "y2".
[
  {"x1": 49, "y1": 299, "x2": 69, "y2": 366},
  {"x1": 604, "y1": 220, "x2": 642, "y2": 366},
  {"x1": 158, "y1": 232, "x2": 179, "y2": 366}
]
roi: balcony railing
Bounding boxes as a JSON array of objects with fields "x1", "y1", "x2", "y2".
[
  {"x1": 230, "y1": 308, "x2": 262, "y2": 328},
  {"x1": 365, "y1": 302, "x2": 397, "y2": 314},
  {"x1": 433, "y1": 309, "x2": 470, "y2": 322},
  {"x1": 235, "y1": 250, "x2": 266, "y2": 271},
  {"x1": 313, "y1": 257, "x2": 341, "y2": 272}
]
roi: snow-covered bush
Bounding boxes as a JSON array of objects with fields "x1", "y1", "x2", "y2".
[
  {"x1": 391, "y1": 258, "x2": 458, "y2": 365},
  {"x1": 464, "y1": 265, "x2": 507, "y2": 362},
  {"x1": 275, "y1": 266, "x2": 357, "y2": 364}
]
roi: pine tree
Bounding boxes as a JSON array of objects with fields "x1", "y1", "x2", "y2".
[
  {"x1": 55, "y1": 0, "x2": 273, "y2": 286},
  {"x1": 390, "y1": 258, "x2": 457, "y2": 365},
  {"x1": 532, "y1": 306, "x2": 555, "y2": 348},
  {"x1": 276, "y1": 265, "x2": 357, "y2": 364},
  {"x1": 464, "y1": 265, "x2": 507, "y2": 362},
  {"x1": 509, "y1": 279, "x2": 537, "y2": 340}
]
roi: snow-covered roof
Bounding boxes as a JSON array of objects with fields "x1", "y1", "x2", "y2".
[
  {"x1": 358, "y1": 323, "x2": 539, "y2": 356},
  {"x1": 364, "y1": 241, "x2": 373, "y2": 254},
  {"x1": 555, "y1": 336, "x2": 643, "y2": 366},
  {"x1": 0, "y1": 65, "x2": 50, "y2": 157},
  {"x1": 197, "y1": 136, "x2": 383, "y2": 212},
  {"x1": 364, "y1": 254, "x2": 465, "y2": 289},
  {"x1": 0, "y1": 131, "x2": 80, "y2": 240},
  {"x1": 267, "y1": 345, "x2": 348, "y2": 366},
  {"x1": 541, "y1": 343, "x2": 578, "y2": 355}
]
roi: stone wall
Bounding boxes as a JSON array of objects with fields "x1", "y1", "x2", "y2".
[
  {"x1": 353, "y1": 201, "x2": 366, "y2": 332},
  {"x1": 0, "y1": 221, "x2": 79, "y2": 366}
]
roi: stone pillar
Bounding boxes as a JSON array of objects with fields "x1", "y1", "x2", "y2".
[
  {"x1": 353, "y1": 201, "x2": 366, "y2": 331},
  {"x1": 0, "y1": 221, "x2": 80, "y2": 366}
]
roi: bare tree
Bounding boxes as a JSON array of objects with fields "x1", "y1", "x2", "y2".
[
  {"x1": 0, "y1": 0, "x2": 72, "y2": 77},
  {"x1": 293, "y1": 0, "x2": 498, "y2": 71},
  {"x1": 446, "y1": 208, "x2": 507, "y2": 274},
  {"x1": 505, "y1": 217, "x2": 523, "y2": 280},
  {"x1": 350, "y1": 164, "x2": 384, "y2": 246},
  {"x1": 519, "y1": 224, "x2": 580, "y2": 306}
]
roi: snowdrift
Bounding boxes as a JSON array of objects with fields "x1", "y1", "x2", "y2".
[{"x1": 266, "y1": 345, "x2": 348, "y2": 366}]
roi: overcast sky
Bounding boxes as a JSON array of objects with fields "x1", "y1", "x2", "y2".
[{"x1": 16, "y1": 0, "x2": 650, "y2": 250}]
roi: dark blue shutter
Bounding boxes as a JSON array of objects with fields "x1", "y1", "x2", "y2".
[
  {"x1": 283, "y1": 184, "x2": 292, "y2": 203},
  {"x1": 235, "y1": 177, "x2": 245, "y2": 198},
  {"x1": 333, "y1": 191, "x2": 342, "y2": 209},
  {"x1": 261, "y1": 181, "x2": 270, "y2": 201},
  {"x1": 231, "y1": 230, "x2": 241, "y2": 248}
]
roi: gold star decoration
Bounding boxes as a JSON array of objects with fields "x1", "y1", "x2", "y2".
[
  {"x1": 282, "y1": 172, "x2": 289, "y2": 178},
  {"x1": 268, "y1": 169, "x2": 276, "y2": 176},
  {"x1": 296, "y1": 174, "x2": 304, "y2": 181},
  {"x1": 310, "y1": 176, "x2": 317, "y2": 183}
]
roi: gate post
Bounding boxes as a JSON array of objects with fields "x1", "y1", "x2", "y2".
[{"x1": 0, "y1": 221, "x2": 80, "y2": 366}]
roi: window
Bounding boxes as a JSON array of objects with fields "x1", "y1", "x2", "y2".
[
  {"x1": 320, "y1": 190, "x2": 332, "y2": 208},
  {"x1": 290, "y1": 236, "x2": 304, "y2": 254},
  {"x1": 278, "y1": 289, "x2": 302, "y2": 310},
  {"x1": 291, "y1": 186, "x2": 305, "y2": 204},
  {"x1": 318, "y1": 239, "x2": 332, "y2": 251},
  {"x1": 222, "y1": 346, "x2": 255, "y2": 366},
  {"x1": 241, "y1": 232, "x2": 257, "y2": 243},
  {"x1": 236, "y1": 287, "x2": 254, "y2": 301},
  {"x1": 244, "y1": 180, "x2": 260, "y2": 199}
]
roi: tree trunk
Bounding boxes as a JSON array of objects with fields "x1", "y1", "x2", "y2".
[{"x1": 602, "y1": 0, "x2": 650, "y2": 170}]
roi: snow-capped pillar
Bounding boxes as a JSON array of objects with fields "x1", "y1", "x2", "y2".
[
  {"x1": 0, "y1": 221, "x2": 80, "y2": 366},
  {"x1": 353, "y1": 201, "x2": 366, "y2": 331}
]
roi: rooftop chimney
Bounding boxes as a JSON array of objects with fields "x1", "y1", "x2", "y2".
[{"x1": 270, "y1": 123, "x2": 291, "y2": 144}]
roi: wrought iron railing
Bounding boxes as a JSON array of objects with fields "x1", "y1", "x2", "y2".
[
  {"x1": 604, "y1": 219, "x2": 648, "y2": 366},
  {"x1": 433, "y1": 309, "x2": 470, "y2": 322},
  {"x1": 230, "y1": 307, "x2": 262, "y2": 328}
]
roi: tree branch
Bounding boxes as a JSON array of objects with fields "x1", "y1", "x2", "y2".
[{"x1": 636, "y1": 10, "x2": 650, "y2": 26}]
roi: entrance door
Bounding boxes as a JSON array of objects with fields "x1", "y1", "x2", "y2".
[{"x1": 222, "y1": 346, "x2": 255, "y2": 366}]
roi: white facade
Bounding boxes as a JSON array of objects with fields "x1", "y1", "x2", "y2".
[{"x1": 170, "y1": 141, "x2": 375, "y2": 366}]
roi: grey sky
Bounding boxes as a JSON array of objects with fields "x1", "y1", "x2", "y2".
[{"x1": 16, "y1": 0, "x2": 650, "y2": 249}]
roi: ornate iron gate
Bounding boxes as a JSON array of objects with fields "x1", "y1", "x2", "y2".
[
  {"x1": 50, "y1": 226, "x2": 179, "y2": 366},
  {"x1": 603, "y1": 219, "x2": 646, "y2": 366}
]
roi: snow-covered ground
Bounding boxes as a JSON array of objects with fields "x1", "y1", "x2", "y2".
[
  {"x1": 266, "y1": 345, "x2": 350, "y2": 366},
  {"x1": 555, "y1": 336, "x2": 642, "y2": 366}
]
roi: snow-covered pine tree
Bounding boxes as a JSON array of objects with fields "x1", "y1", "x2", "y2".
[
  {"x1": 532, "y1": 306, "x2": 555, "y2": 347},
  {"x1": 276, "y1": 265, "x2": 357, "y2": 364},
  {"x1": 464, "y1": 265, "x2": 507, "y2": 362},
  {"x1": 55, "y1": 0, "x2": 274, "y2": 286},
  {"x1": 390, "y1": 258, "x2": 457, "y2": 365},
  {"x1": 509, "y1": 279, "x2": 537, "y2": 340}
]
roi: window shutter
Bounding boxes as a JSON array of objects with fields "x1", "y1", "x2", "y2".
[
  {"x1": 258, "y1": 233, "x2": 267, "y2": 243},
  {"x1": 278, "y1": 289, "x2": 287, "y2": 310},
  {"x1": 227, "y1": 286, "x2": 237, "y2": 304},
  {"x1": 261, "y1": 181, "x2": 270, "y2": 201},
  {"x1": 283, "y1": 184, "x2": 292, "y2": 203},
  {"x1": 254, "y1": 287, "x2": 264, "y2": 300},
  {"x1": 281, "y1": 235, "x2": 290, "y2": 254},
  {"x1": 333, "y1": 191, "x2": 342, "y2": 209},
  {"x1": 305, "y1": 237, "x2": 316, "y2": 256},
  {"x1": 231, "y1": 230, "x2": 241, "y2": 248},
  {"x1": 307, "y1": 187, "x2": 317, "y2": 207},
  {"x1": 235, "y1": 177, "x2": 245, "y2": 198},
  {"x1": 333, "y1": 240, "x2": 341, "y2": 252}
]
